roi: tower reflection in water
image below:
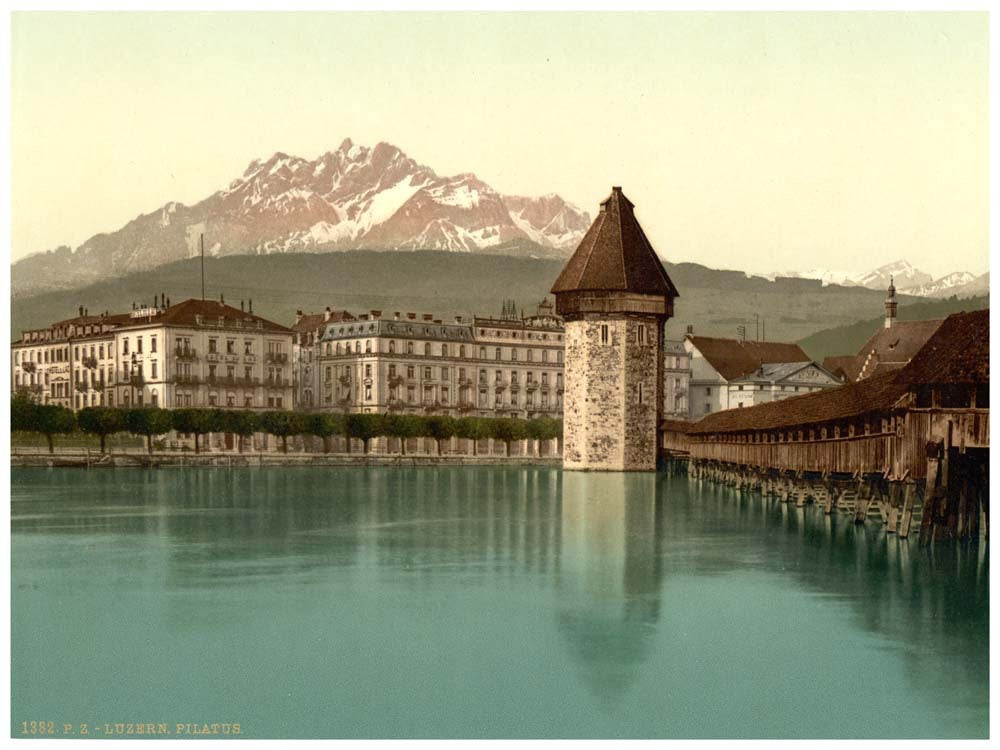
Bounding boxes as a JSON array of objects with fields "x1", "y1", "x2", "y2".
[{"x1": 556, "y1": 472, "x2": 664, "y2": 699}]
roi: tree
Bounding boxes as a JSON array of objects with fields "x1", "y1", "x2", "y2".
[
  {"x1": 170, "y1": 408, "x2": 216, "y2": 453},
  {"x1": 384, "y1": 414, "x2": 422, "y2": 455},
  {"x1": 123, "y1": 408, "x2": 173, "y2": 455},
  {"x1": 77, "y1": 407, "x2": 126, "y2": 453},
  {"x1": 10, "y1": 393, "x2": 35, "y2": 434},
  {"x1": 221, "y1": 410, "x2": 260, "y2": 453},
  {"x1": 345, "y1": 413, "x2": 386, "y2": 455},
  {"x1": 306, "y1": 412, "x2": 343, "y2": 454},
  {"x1": 24, "y1": 403, "x2": 77, "y2": 454},
  {"x1": 455, "y1": 416, "x2": 489, "y2": 456},
  {"x1": 526, "y1": 417, "x2": 562, "y2": 457},
  {"x1": 258, "y1": 411, "x2": 307, "y2": 454},
  {"x1": 423, "y1": 415, "x2": 457, "y2": 456},
  {"x1": 488, "y1": 417, "x2": 528, "y2": 457}
]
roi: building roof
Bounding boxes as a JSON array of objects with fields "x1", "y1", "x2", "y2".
[
  {"x1": 730, "y1": 361, "x2": 837, "y2": 384},
  {"x1": 896, "y1": 309, "x2": 989, "y2": 386},
  {"x1": 291, "y1": 310, "x2": 355, "y2": 334},
  {"x1": 133, "y1": 298, "x2": 291, "y2": 333},
  {"x1": 689, "y1": 368, "x2": 907, "y2": 435},
  {"x1": 550, "y1": 187, "x2": 678, "y2": 298},
  {"x1": 664, "y1": 339, "x2": 687, "y2": 356},
  {"x1": 852, "y1": 319, "x2": 944, "y2": 381},
  {"x1": 687, "y1": 335, "x2": 810, "y2": 381},
  {"x1": 821, "y1": 356, "x2": 856, "y2": 382}
]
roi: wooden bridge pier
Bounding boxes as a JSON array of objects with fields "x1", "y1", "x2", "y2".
[{"x1": 681, "y1": 458, "x2": 985, "y2": 541}]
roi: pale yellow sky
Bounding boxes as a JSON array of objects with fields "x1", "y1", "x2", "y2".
[{"x1": 10, "y1": 11, "x2": 989, "y2": 278}]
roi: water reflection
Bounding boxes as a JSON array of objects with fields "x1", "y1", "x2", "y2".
[
  {"x1": 10, "y1": 467, "x2": 989, "y2": 737},
  {"x1": 556, "y1": 473, "x2": 663, "y2": 700}
]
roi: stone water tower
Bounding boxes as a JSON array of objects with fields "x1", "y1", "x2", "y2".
[{"x1": 550, "y1": 187, "x2": 679, "y2": 471}]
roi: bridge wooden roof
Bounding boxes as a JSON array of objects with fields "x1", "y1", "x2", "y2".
[
  {"x1": 896, "y1": 309, "x2": 988, "y2": 386},
  {"x1": 687, "y1": 368, "x2": 907, "y2": 435}
]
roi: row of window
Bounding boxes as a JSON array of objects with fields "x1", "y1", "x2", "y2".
[
  {"x1": 322, "y1": 339, "x2": 563, "y2": 363},
  {"x1": 325, "y1": 364, "x2": 564, "y2": 387},
  {"x1": 599, "y1": 324, "x2": 655, "y2": 346}
]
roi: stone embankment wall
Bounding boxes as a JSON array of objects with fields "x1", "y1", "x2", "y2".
[{"x1": 11, "y1": 452, "x2": 561, "y2": 469}]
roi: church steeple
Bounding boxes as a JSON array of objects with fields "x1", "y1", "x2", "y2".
[{"x1": 884, "y1": 276, "x2": 898, "y2": 329}]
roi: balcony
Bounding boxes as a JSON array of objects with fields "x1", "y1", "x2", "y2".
[
  {"x1": 264, "y1": 377, "x2": 289, "y2": 388},
  {"x1": 74, "y1": 382, "x2": 89, "y2": 394},
  {"x1": 82, "y1": 356, "x2": 98, "y2": 369},
  {"x1": 205, "y1": 352, "x2": 223, "y2": 363},
  {"x1": 388, "y1": 374, "x2": 405, "y2": 388},
  {"x1": 457, "y1": 401, "x2": 476, "y2": 412},
  {"x1": 265, "y1": 352, "x2": 289, "y2": 365},
  {"x1": 338, "y1": 375, "x2": 352, "y2": 387},
  {"x1": 174, "y1": 347, "x2": 198, "y2": 361},
  {"x1": 526, "y1": 382, "x2": 539, "y2": 391},
  {"x1": 21, "y1": 362, "x2": 36, "y2": 373},
  {"x1": 172, "y1": 374, "x2": 202, "y2": 385},
  {"x1": 243, "y1": 353, "x2": 257, "y2": 364}
]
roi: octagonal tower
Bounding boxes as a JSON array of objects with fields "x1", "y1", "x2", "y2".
[{"x1": 550, "y1": 187, "x2": 679, "y2": 471}]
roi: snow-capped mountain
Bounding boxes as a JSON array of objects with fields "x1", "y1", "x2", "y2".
[
  {"x1": 900, "y1": 271, "x2": 990, "y2": 299},
  {"x1": 851, "y1": 260, "x2": 933, "y2": 291},
  {"x1": 12, "y1": 139, "x2": 591, "y2": 297}
]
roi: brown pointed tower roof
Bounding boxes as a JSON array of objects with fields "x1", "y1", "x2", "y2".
[{"x1": 551, "y1": 187, "x2": 679, "y2": 298}]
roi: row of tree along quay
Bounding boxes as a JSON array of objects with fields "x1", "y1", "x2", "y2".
[{"x1": 10, "y1": 394, "x2": 563, "y2": 458}]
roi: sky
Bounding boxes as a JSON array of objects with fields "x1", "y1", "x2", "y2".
[{"x1": 10, "y1": 11, "x2": 989, "y2": 278}]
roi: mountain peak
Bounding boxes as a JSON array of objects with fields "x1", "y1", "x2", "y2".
[{"x1": 12, "y1": 137, "x2": 593, "y2": 296}]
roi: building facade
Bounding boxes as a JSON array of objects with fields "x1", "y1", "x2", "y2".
[
  {"x1": 551, "y1": 187, "x2": 679, "y2": 472},
  {"x1": 663, "y1": 339, "x2": 691, "y2": 418},
  {"x1": 312, "y1": 301, "x2": 565, "y2": 417},
  {"x1": 12, "y1": 297, "x2": 294, "y2": 411},
  {"x1": 291, "y1": 307, "x2": 355, "y2": 409}
]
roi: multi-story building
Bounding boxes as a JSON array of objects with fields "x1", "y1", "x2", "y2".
[
  {"x1": 313, "y1": 300, "x2": 566, "y2": 417},
  {"x1": 291, "y1": 307, "x2": 356, "y2": 409},
  {"x1": 663, "y1": 339, "x2": 691, "y2": 418},
  {"x1": 12, "y1": 297, "x2": 294, "y2": 411},
  {"x1": 685, "y1": 334, "x2": 839, "y2": 417}
]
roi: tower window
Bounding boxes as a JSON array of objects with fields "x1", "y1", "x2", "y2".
[
  {"x1": 638, "y1": 383, "x2": 644, "y2": 404},
  {"x1": 600, "y1": 324, "x2": 609, "y2": 345},
  {"x1": 638, "y1": 324, "x2": 646, "y2": 345}
]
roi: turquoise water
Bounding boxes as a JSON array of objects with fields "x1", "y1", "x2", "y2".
[{"x1": 11, "y1": 466, "x2": 988, "y2": 739}]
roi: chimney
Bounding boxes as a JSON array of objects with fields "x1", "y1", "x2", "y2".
[
  {"x1": 454, "y1": 315, "x2": 463, "y2": 323},
  {"x1": 220, "y1": 293, "x2": 225, "y2": 305},
  {"x1": 370, "y1": 310, "x2": 382, "y2": 319},
  {"x1": 393, "y1": 312, "x2": 400, "y2": 320},
  {"x1": 166, "y1": 297, "x2": 171, "y2": 307},
  {"x1": 240, "y1": 300, "x2": 245, "y2": 312},
  {"x1": 324, "y1": 306, "x2": 331, "y2": 322},
  {"x1": 295, "y1": 309, "x2": 304, "y2": 324},
  {"x1": 79, "y1": 305, "x2": 84, "y2": 317},
  {"x1": 249, "y1": 298, "x2": 253, "y2": 313},
  {"x1": 84, "y1": 308, "x2": 88, "y2": 317},
  {"x1": 685, "y1": 324, "x2": 693, "y2": 335}
]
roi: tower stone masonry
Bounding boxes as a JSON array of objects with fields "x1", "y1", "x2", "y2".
[{"x1": 551, "y1": 187, "x2": 679, "y2": 471}]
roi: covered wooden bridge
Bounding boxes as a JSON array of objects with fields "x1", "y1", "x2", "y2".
[{"x1": 662, "y1": 310, "x2": 989, "y2": 541}]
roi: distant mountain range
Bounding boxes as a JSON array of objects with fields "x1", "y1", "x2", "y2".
[
  {"x1": 11, "y1": 138, "x2": 591, "y2": 297},
  {"x1": 763, "y1": 259, "x2": 988, "y2": 299},
  {"x1": 11, "y1": 138, "x2": 987, "y2": 303}
]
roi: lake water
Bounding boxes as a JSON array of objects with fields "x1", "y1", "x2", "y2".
[{"x1": 10, "y1": 466, "x2": 988, "y2": 739}]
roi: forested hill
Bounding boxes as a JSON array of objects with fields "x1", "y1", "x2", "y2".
[
  {"x1": 797, "y1": 295, "x2": 989, "y2": 361},
  {"x1": 11, "y1": 250, "x2": 936, "y2": 345}
]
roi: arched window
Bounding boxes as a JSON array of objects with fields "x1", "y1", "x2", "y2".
[
  {"x1": 424, "y1": 343, "x2": 431, "y2": 356},
  {"x1": 459, "y1": 345, "x2": 466, "y2": 357},
  {"x1": 479, "y1": 347, "x2": 486, "y2": 359},
  {"x1": 389, "y1": 340, "x2": 396, "y2": 354},
  {"x1": 355, "y1": 341, "x2": 361, "y2": 354},
  {"x1": 495, "y1": 348, "x2": 501, "y2": 360},
  {"x1": 407, "y1": 341, "x2": 414, "y2": 354},
  {"x1": 441, "y1": 344, "x2": 448, "y2": 357},
  {"x1": 365, "y1": 340, "x2": 372, "y2": 353}
]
